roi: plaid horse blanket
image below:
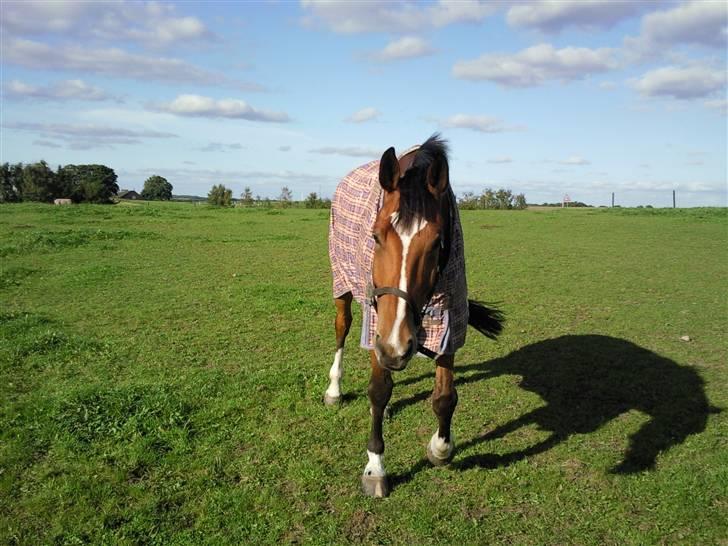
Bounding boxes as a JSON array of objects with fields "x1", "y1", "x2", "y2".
[{"x1": 329, "y1": 153, "x2": 469, "y2": 356}]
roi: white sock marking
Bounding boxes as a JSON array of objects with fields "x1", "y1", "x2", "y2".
[
  {"x1": 325, "y1": 347, "x2": 344, "y2": 399},
  {"x1": 429, "y1": 429, "x2": 455, "y2": 461},
  {"x1": 386, "y1": 213, "x2": 427, "y2": 355},
  {"x1": 364, "y1": 450, "x2": 386, "y2": 477}
]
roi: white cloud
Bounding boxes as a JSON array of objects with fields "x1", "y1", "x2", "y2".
[
  {"x1": 453, "y1": 43, "x2": 616, "y2": 87},
  {"x1": 6, "y1": 121, "x2": 178, "y2": 149},
  {"x1": 310, "y1": 146, "x2": 381, "y2": 158},
  {"x1": 486, "y1": 157, "x2": 513, "y2": 164},
  {"x1": 345, "y1": 107, "x2": 381, "y2": 123},
  {"x1": 3, "y1": 38, "x2": 263, "y2": 90},
  {"x1": 704, "y1": 99, "x2": 728, "y2": 115},
  {"x1": 197, "y1": 142, "x2": 245, "y2": 152},
  {"x1": 507, "y1": 1, "x2": 648, "y2": 32},
  {"x1": 1, "y1": 1, "x2": 213, "y2": 48},
  {"x1": 370, "y1": 36, "x2": 435, "y2": 61},
  {"x1": 4, "y1": 79, "x2": 119, "y2": 102},
  {"x1": 150, "y1": 94, "x2": 290, "y2": 122},
  {"x1": 632, "y1": 65, "x2": 726, "y2": 99},
  {"x1": 439, "y1": 114, "x2": 524, "y2": 133},
  {"x1": 559, "y1": 156, "x2": 591, "y2": 166},
  {"x1": 625, "y1": 1, "x2": 728, "y2": 59},
  {"x1": 300, "y1": 0, "x2": 496, "y2": 34}
]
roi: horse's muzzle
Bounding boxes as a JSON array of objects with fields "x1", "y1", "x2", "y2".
[{"x1": 375, "y1": 336, "x2": 416, "y2": 371}]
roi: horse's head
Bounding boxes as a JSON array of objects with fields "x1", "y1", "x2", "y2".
[{"x1": 371, "y1": 135, "x2": 451, "y2": 371}]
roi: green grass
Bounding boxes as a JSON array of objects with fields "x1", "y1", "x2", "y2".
[{"x1": 1, "y1": 201, "x2": 726, "y2": 545}]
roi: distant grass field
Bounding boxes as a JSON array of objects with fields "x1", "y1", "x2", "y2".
[{"x1": 1, "y1": 201, "x2": 726, "y2": 545}]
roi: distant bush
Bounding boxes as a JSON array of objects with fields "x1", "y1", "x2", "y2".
[
  {"x1": 239, "y1": 187, "x2": 254, "y2": 207},
  {"x1": 304, "y1": 192, "x2": 332, "y2": 209},
  {"x1": 207, "y1": 184, "x2": 233, "y2": 207},
  {"x1": 539, "y1": 201, "x2": 592, "y2": 208},
  {"x1": 141, "y1": 175, "x2": 173, "y2": 201},
  {"x1": 278, "y1": 187, "x2": 293, "y2": 209}
]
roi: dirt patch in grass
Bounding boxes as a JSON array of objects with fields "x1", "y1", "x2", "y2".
[{"x1": 345, "y1": 509, "x2": 377, "y2": 543}]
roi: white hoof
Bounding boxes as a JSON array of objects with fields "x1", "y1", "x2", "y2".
[
  {"x1": 361, "y1": 475, "x2": 390, "y2": 497},
  {"x1": 323, "y1": 392, "x2": 341, "y2": 406}
]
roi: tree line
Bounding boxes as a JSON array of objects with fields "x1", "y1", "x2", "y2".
[
  {"x1": 1, "y1": 161, "x2": 119, "y2": 204},
  {"x1": 0, "y1": 161, "x2": 175, "y2": 204},
  {"x1": 458, "y1": 188, "x2": 527, "y2": 210},
  {"x1": 208, "y1": 185, "x2": 331, "y2": 208}
]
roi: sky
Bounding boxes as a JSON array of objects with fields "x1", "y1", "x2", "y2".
[{"x1": 1, "y1": 0, "x2": 726, "y2": 207}]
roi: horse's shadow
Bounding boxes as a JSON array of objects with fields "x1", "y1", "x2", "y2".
[{"x1": 389, "y1": 335, "x2": 720, "y2": 488}]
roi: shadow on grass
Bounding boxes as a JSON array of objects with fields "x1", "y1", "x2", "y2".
[{"x1": 389, "y1": 335, "x2": 720, "y2": 489}]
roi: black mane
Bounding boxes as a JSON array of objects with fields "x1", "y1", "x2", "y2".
[{"x1": 395, "y1": 133, "x2": 449, "y2": 231}]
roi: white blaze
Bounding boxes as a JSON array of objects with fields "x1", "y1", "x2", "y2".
[{"x1": 386, "y1": 212, "x2": 427, "y2": 355}]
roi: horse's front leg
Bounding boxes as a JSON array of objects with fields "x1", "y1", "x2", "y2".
[
  {"x1": 362, "y1": 350, "x2": 393, "y2": 497},
  {"x1": 324, "y1": 293, "x2": 352, "y2": 405},
  {"x1": 427, "y1": 353, "x2": 458, "y2": 465}
]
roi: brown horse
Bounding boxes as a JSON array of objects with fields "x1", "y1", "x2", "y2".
[{"x1": 326, "y1": 135, "x2": 503, "y2": 497}]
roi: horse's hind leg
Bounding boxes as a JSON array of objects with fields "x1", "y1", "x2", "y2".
[
  {"x1": 427, "y1": 353, "x2": 458, "y2": 465},
  {"x1": 324, "y1": 292, "x2": 353, "y2": 405}
]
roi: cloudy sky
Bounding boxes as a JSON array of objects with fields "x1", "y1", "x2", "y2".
[{"x1": 2, "y1": 0, "x2": 726, "y2": 206}]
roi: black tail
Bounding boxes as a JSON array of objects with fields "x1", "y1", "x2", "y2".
[{"x1": 468, "y1": 300, "x2": 504, "y2": 340}]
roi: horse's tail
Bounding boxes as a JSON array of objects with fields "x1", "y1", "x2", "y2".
[{"x1": 467, "y1": 300, "x2": 504, "y2": 340}]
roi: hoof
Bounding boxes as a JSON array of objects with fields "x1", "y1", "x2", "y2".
[
  {"x1": 361, "y1": 475, "x2": 390, "y2": 498},
  {"x1": 323, "y1": 393, "x2": 341, "y2": 406},
  {"x1": 427, "y1": 440, "x2": 455, "y2": 467}
]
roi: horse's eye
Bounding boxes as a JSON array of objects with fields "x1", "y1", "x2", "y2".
[{"x1": 372, "y1": 232, "x2": 381, "y2": 245}]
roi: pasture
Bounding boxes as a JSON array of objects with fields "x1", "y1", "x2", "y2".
[{"x1": 1, "y1": 201, "x2": 726, "y2": 545}]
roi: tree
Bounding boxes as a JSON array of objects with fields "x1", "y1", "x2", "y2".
[
  {"x1": 60, "y1": 164, "x2": 119, "y2": 203},
  {"x1": 21, "y1": 161, "x2": 58, "y2": 202},
  {"x1": 240, "y1": 186, "x2": 254, "y2": 207},
  {"x1": 495, "y1": 188, "x2": 513, "y2": 210},
  {"x1": 279, "y1": 186, "x2": 292, "y2": 208},
  {"x1": 141, "y1": 175, "x2": 173, "y2": 200},
  {"x1": 481, "y1": 188, "x2": 499, "y2": 209},
  {"x1": 0, "y1": 163, "x2": 22, "y2": 202},
  {"x1": 208, "y1": 184, "x2": 232, "y2": 206},
  {"x1": 458, "y1": 191, "x2": 478, "y2": 210},
  {"x1": 513, "y1": 193, "x2": 527, "y2": 210},
  {"x1": 304, "y1": 192, "x2": 320, "y2": 208}
]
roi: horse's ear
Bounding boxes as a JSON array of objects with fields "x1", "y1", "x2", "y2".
[
  {"x1": 426, "y1": 155, "x2": 449, "y2": 199},
  {"x1": 379, "y1": 147, "x2": 400, "y2": 193}
]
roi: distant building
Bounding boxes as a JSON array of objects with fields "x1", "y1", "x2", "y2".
[{"x1": 118, "y1": 190, "x2": 141, "y2": 200}]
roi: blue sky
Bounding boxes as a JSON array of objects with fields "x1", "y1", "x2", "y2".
[{"x1": 2, "y1": 0, "x2": 726, "y2": 206}]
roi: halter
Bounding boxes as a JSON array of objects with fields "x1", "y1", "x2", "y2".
[{"x1": 366, "y1": 228, "x2": 449, "y2": 332}]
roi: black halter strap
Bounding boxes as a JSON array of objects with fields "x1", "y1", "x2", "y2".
[{"x1": 367, "y1": 285, "x2": 424, "y2": 328}]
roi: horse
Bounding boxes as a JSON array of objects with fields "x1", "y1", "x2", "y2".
[{"x1": 325, "y1": 134, "x2": 503, "y2": 497}]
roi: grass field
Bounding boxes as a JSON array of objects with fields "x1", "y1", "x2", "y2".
[{"x1": 1, "y1": 201, "x2": 726, "y2": 545}]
